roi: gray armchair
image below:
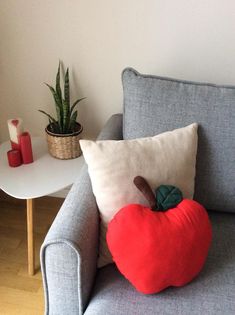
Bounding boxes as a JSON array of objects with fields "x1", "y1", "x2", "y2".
[
  {"x1": 40, "y1": 114, "x2": 123, "y2": 315},
  {"x1": 41, "y1": 68, "x2": 235, "y2": 315}
]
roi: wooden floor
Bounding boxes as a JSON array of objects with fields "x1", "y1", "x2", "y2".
[{"x1": 0, "y1": 191, "x2": 63, "y2": 315}]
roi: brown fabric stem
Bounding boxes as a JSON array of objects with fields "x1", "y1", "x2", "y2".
[{"x1": 133, "y1": 176, "x2": 157, "y2": 210}]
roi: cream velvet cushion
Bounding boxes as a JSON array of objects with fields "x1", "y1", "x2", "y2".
[{"x1": 80, "y1": 123, "x2": 198, "y2": 267}]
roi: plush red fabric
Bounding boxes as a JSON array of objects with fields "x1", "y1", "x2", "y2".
[{"x1": 107, "y1": 199, "x2": 212, "y2": 294}]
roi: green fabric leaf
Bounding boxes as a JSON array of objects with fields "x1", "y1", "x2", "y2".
[{"x1": 155, "y1": 185, "x2": 183, "y2": 211}]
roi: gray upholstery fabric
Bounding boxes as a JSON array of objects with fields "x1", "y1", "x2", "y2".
[
  {"x1": 40, "y1": 114, "x2": 123, "y2": 315},
  {"x1": 41, "y1": 106, "x2": 235, "y2": 314},
  {"x1": 40, "y1": 165, "x2": 99, "y2": 315},
  {"x1": 122, "y1": 68, "x2": 235, "y2": 213},
  {"x1": 85, "y1": 211, "x2": 235, "y2": 315},
  {"x1": 96, "y1": 113, "x2": 123, "y2": 141}
]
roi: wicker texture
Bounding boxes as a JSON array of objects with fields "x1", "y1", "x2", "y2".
[{"x1": 46, "y1": 126, "x2": 82, "y2": 160}]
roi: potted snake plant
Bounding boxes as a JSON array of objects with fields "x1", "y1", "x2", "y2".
[{"x1": 39, "y1": 62, "x2": 85, "y2": 159}]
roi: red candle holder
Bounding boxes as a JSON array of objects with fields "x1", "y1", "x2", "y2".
[
  {"x1": 19, "y1": 132, "x2": 34, "y2": 164},
  {"x1": 7, "y1": 149, "x2": 22, "y2": 167}
]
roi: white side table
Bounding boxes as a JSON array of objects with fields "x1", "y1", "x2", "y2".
[{"x1": 0, "y1": 137, "x2": 84, "y2": 275}]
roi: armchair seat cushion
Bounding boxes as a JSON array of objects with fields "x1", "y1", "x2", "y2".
[{"x1": 84, "y1": 211, "x2": 235, "y2": 315}]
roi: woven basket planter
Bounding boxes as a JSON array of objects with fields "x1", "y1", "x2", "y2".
[{"x1": 45, "y1": 123, "x2": 83, "y2": 159}]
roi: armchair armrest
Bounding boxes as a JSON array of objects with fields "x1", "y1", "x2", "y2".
[
  {"x1": 40, "y1": 113, "x2": 123, "y2": 315},
  {"x1": 96, "y1": 113, "x2": 123, "y2": 141}
]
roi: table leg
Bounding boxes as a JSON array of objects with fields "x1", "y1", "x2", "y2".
[{"x1": 27, "y1": 198, "x2": 35, "y2": 276}]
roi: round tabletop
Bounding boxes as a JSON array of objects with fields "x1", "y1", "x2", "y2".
[{"x1": 0, "y1": 137, "x2": 84, "y2": 199}]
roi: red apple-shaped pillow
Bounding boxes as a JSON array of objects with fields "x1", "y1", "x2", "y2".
[{"x1": 106, "y1": 176, "x2": 212, "y2": 294}]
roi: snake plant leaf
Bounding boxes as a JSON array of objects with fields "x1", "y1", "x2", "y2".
[
  {"x1": 155, "y1": 185, "x2": 183, "y2": 211},
  {"x1": 45, "y1": 83, "x2": 62, "y2": 131},
  {"x1": 38, "y1": 109, "x2": 57, "y2": 124},
  {"x1": 70, "y1": 97, "x2": 86, "y2": 116},
  {"x1": 69, "y1": 110, "x2": 77, "y2": 132},
  {"x1": 64, "y1": 68, "x2": 70, "y2": 109},
  {"x1": 48, "y1": 118, "x2": 52, "y2": 130},
  {"x1": 56, "y1": 62, "x2": 62, "y2": 103},
  {"x1": 40, "y1": 63, "x2": 86, "y2": 134},
  {"x1": 62, "y1": 98, "x2": 70, "y2": 132},
  {"x1": 38, "y1": 109, "x2": 60, "y2": 133},
  {"x1": 45, "y1": 83, "x2": 61, "y2": 106},
  {"x1": 48, "y1": 118, "x2": 59, "y2": 133}
]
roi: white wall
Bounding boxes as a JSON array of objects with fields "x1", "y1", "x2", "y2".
[{"x1": 1, "y1": 0, "x2": 235, "y2": 142}]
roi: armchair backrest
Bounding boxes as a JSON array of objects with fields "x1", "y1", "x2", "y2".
[{"x1": 122, "y1": 68, "x2": 235, "y2": 213}]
